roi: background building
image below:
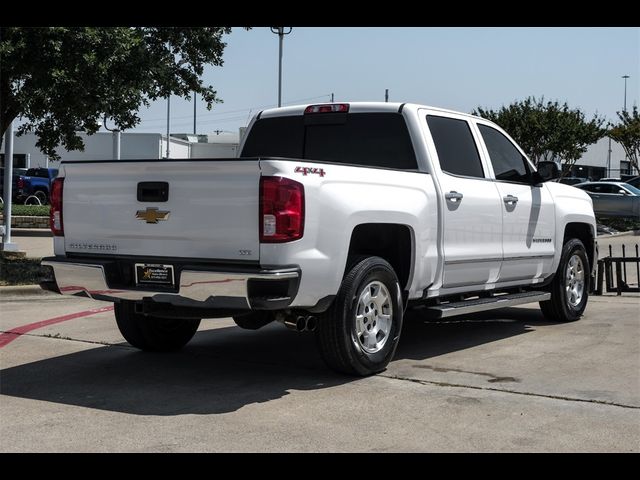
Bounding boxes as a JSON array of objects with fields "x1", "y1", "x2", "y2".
[
  {"x1": 0, "y1": 130, "x2": 242, "y2": 168},
  {"x1": 562, "y1": 137, "x2": 634, "y2": 180}
]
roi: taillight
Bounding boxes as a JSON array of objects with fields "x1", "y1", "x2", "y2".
[
  {"x1": 17, "y1": 177, "x2": 24, "y2": 189},
  {"x1": 304, "y1": 103, "x2": 349, "y2": 114},
  {"x1": 50, "y1": 177, "x2": 64, "y2": 236},
  {"x1": 260, "y1": 176, "x2": 304, "y2": 243}
]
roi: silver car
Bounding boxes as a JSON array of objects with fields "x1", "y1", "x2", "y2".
[{"x1": 574, "y1": 181, "x2": 640, "y2": 218}]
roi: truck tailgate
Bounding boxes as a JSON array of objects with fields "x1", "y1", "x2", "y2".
[{"x1": 62, "y1": 160, "x2": 260, "y2": 261}]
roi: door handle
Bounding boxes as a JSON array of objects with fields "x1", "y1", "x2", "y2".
[
  {"x1": 445, "y1": 191, "x2": 463, "y2": 202},
  {"x1": 503, "y1": 195, "x2": 519, "y2": 205}
]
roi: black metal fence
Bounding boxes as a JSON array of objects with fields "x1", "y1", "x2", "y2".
[{"x1": 595, "y1": 243, "x2": 640, "y2": 295}]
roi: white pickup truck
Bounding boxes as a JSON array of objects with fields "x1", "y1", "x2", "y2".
[{"x1": 42, "y1": 102, "x2": 597, "y2": 376}]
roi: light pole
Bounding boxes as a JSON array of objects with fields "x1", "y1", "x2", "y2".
[
  {"x1": 270, "y1": 27, "x2": 292, "y2": 107},
  {"x1": 2, "y1": 120, "x2": 18, "y2": 252},
  {"x1": 103, "y1": 116, "x2": 121, "y2": 160},
  {"x1": 622, "y1": 75, "x2": 630, "y2": 111},
  {"x1": 166, "y1": 95, "x2": 171, "y2": 158}
]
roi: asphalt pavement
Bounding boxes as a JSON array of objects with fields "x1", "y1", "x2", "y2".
[{"x1": 0, "y1": 290, "x2": 638, "y2": 452}]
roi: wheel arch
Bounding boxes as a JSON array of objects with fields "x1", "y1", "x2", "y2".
[
  {"x1": 346, "y1": 223, "x2": 414, "y2": 292},
  {"x1": 563, "y1": 222, "x2": 595, "y2": 271}
]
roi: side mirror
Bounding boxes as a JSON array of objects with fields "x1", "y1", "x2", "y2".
[
  {"x1": 618, "y1": 189, "x2": 628, "y2": 195},
  {"x1": 535, "y1": 161, "x2": 560, "y2": 182}
]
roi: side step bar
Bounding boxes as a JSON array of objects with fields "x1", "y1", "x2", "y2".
[{"x1": 424, "y1": 291, "x2": 551, "y2": 319}]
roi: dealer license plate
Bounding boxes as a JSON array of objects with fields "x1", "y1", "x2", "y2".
[{"x1": 135, "y1": 263, "x2": 174, "y2": 287}]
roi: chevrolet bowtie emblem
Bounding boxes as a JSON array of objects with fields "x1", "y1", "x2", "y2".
[{"x1": 136, "y1": 207, "x2": 170, "y2": 224}]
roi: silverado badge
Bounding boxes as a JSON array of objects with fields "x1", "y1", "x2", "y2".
[{"x1": 136, "y1": 207, "x2": 170, "y2": 224}]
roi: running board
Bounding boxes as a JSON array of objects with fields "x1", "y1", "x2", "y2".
[{"x1": 424, "y1": 291, "x2": 551, "y2": 319}]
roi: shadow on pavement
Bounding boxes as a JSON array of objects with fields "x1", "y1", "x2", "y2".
[
  {"x1": 0, "y1": 307, "x2": 548, "y2": 416},
  {"x1": 397, "y1": 306, "x2": 551, "y2": 361}
]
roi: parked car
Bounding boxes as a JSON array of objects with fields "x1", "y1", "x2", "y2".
[
  {"x1": 15, "y1": 167, "x2": 58, "y2": 204},
  {"x1": 601, "y1": 176, "x2": 640, "y2": 188},
  {"x1": 0, "y1": 167, "x2": 29, "y2": 202},
  {"x1": 574, "y1": 181, "x2": 640, "y2": 218},
  {"x1": 557, "y1": 176, "x2": 588, "y2": 185}
]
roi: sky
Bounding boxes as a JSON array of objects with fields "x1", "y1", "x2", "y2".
[{"x1": 129, "y1": 27, "x2": 640, "y2": 136}]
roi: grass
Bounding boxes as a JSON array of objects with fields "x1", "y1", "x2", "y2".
[
  {"x1": 0, "y1": 204, "x2": 50, "y2": 217},
  {"x1": 0, "y1": 256, "x2": 51, "y2": 286}
]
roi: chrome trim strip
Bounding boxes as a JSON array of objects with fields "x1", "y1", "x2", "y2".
[
  {"x1": 502, "y1": 254, "x2": 555, "y2": 261},
  {"x1": 445, "y1": 254, "x2": 554, "y2": 265},
  {"x1": 42, "y1": 260, "x2": 298, "y2": 306},
  {"x1": 444, "y1": 257, "x2": 502, "y2": 265}
]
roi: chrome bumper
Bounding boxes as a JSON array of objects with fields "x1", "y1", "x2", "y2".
[{"x1": 41, "y1": 259, "x2": 299, "y2": 309}]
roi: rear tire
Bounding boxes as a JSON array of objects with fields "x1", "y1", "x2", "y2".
[
  {"x1": 540, "y1": 238, "x2": 590, "y2": 322},
  {"x1": 316, "y1": 256, "x2": 403, "y2": 376},
  {"x1": 34, "y1": 190, "x2": 48, "y2": 205},
  {"x1": 114, "y1": 301, "x2": 200, "y2": 351}
]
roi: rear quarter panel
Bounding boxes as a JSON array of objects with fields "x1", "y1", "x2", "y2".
[{"x1": 259, "y1": 160, "x2": 438, "y2": 307}]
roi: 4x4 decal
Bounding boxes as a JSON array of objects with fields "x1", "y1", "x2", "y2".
[{"x1": 294, "y1": 166, "x2": 326, "y2": 177}]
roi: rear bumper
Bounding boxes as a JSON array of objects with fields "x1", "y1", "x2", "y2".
[{"x1": 41, "y1": 256, "x2": 300, "y2": 310}]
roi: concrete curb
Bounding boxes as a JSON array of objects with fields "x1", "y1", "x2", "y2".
[
  {"x1": 0, "y1": 215, "x2": 50, "y2": 229},
  {"x1": 0, "y1": 284, "x2": 51, "y2": 296},
  {"x1": 11, "y1": 228, "x2": 52, "y2": 237}
]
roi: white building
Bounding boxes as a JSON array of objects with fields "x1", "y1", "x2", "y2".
[
  {"x1": 563, "y1": 137, "x2": 634, "y2": 180},
  {"x1": 1, "y1": 130, "x2": 241, "y2": 169},
  {"x1": 172, "y1": 132, "x2": 240, "y2": 159}
]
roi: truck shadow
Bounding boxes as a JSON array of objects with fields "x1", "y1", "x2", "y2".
[
  {"x1": 0, "y1": 307, "x2": 549, "y2": 416},
  {"x1": 397, "y1": 306, "x2": 551, "y2": 361}
]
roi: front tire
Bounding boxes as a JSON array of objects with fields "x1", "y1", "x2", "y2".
[
  {"x1": 316, "y1": 256, "x2": 403, "y2": 376},
  {"x1": 114, "y1": 301, "x2": 201, "y2": 351},
  {"x1": 540, "y1": 238, "x2": 590, "y2": 322}
]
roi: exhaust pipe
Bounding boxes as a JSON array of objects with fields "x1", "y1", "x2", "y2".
[
  {"x1": 282, "y1": 314, "x2": 317, "y2": 332},
  {"x1": 283, "y1": 315, "x2": 307, "y2": 332},
  {"x1": 305, "y1": 316, "x2": 317, "y2": 332}
]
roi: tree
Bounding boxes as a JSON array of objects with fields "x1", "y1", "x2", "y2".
[
  {"x1": 0, "y1": 27, "x2": 233, "y2": 160},
  {"x1": 473, "y1": 97, "x2": 605, "y2": 174},
  {"x1": 608, "y1": 106, "x2": 640, "y2": 175}
]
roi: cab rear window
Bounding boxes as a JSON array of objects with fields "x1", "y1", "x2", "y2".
[
  {"x1": 26, "y1": 168, "x2": 56, "y2": 178},
  {"x1": 241, "y1": 113, "x2": 418, "y2": 170}
]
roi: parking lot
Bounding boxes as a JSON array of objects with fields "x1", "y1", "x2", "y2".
[{"x1": 1, "y1": 288, "x2": 638, "y2": 452}]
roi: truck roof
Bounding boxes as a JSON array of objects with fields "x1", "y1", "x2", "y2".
[{"x1": 259, "y1": 102, "x2": 481, "y2": 121}]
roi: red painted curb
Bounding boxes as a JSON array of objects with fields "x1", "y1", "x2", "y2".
[{"x1": 0, "y1": 305, "x2": 114, "y2": 348}]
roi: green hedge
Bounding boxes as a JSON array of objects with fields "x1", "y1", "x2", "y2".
[
  {"x1": 0, "y1": 257, "x2": 50, "y2": 286},
  {"x1": 0, "y1": 205, "x2": 51, "y2": 217}
]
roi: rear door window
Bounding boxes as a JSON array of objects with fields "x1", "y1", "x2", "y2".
[
  {"x1": 597, "y1": 184, "x2": 620, "y2": 194},
  {"x1": 426, "y1": 115, "x2": 484, "y2": 178}
]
